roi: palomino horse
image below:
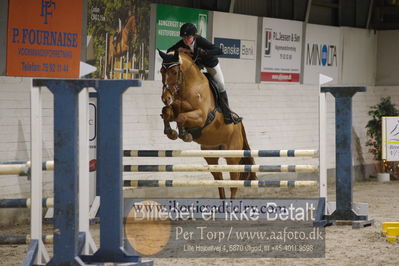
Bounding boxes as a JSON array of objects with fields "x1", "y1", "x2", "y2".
[
  {"x1": 107, "y1": 16, "x2": 138, "y2": 78},
  {"x1": 158, "y1": 49, "x2": 257, "y2": 199}
]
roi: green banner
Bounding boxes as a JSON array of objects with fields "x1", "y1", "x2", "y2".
[{"x1": 156, "y1": 4, "x2": 208, "y2": 50}]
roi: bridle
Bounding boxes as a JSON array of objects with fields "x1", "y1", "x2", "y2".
[{"x1": 161, "y1": 61, "x2": 184, "y2": 99}]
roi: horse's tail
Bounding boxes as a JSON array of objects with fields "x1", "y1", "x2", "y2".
[{"x1": 239, "y1": 123, "x2": 257, "y2": 180}]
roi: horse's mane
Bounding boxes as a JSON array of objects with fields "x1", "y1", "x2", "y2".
[
  {"x1": 160, "y1": 50, "x2": 204, "y2": 80},
  {"x1": 178, "y1": 52, "x2": 203, "y2": 78}
]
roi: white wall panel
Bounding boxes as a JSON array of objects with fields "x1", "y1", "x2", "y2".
[
  {"x1": 341, "y1": 27, "x2": 377, "y2": 85},
  {"x1": 212, "y1": 12, "x2": 257, "y2": 83},
  {"x1": 376, "y1": 30, "x2": 399, "y2": 85}
]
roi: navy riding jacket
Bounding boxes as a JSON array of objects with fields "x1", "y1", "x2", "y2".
[{"x1": 167, "y1": 35, "x2": 222, "y2": 68}]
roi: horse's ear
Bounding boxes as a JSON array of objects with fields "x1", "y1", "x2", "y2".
[{"x1": 158, "y1": 49, "x2": 167, "y2": 60}]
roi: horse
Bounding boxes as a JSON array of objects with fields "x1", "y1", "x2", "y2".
[
  {"x1": 106, "y1": 15, "x2": 138, "y2": 78},
  {"x1": 158, "y1": 49, "x2": 257, "y2": 199}
]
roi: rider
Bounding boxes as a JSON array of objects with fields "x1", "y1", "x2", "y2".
[{"x1": 167, "y1": 23, "x2": 242, "y2": 124}]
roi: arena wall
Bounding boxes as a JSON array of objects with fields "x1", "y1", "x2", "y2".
[
  {"x1": 1, "y1": 76, "x2": 397, "y2": 220},
  {"x1": 376, "y1": 30, "x2": 399, "y2": 85},
  {"x1": 341, "y1": 27, "x2": 377, "y2": 85}
]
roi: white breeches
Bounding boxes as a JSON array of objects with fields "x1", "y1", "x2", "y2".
[{"x1": 206, "y1": 63, "x2": 225, "y2": 92}]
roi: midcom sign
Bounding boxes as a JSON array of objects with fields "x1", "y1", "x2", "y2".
[{"x1": 214, "y1": 37, "x2": 255, "y2": 60}]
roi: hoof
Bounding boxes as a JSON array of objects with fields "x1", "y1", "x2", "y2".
[
  {"x1": 182, "y1": 133, "x2": 193, "y2": 142},
  {"x1": 166, "y1": 130, "x2": 178, "y2": 140}
]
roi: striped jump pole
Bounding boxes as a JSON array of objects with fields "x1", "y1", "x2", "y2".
[
  {"x1": 0, "y1": 161, "x2": 54, "y2": 176},
  {"x1": 0, "y1": 198, "x2": 54, "y2": 208},
  {"x1": 124, "y1": 164, "x2": 318, "y2": 173},
  {"x1": 0, "y1": 235, "x2": 53, "y2": 245},
  {"x1": 123, "y1": 149, "x2": 318, "y2": 158},
  {"x1": 124, "y1": 179, "x2": 318, "y2": 188}
]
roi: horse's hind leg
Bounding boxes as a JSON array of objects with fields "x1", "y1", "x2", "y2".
[{"x1": 203, "y1": 157, "x2": 225, "y2": 199}]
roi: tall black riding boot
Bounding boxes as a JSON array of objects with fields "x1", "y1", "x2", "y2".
[{"x1": 219, "y1": 91, "x2": 242, "y2": 124}]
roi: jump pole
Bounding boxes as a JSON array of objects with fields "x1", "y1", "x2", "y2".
[
  {"x1": 123, "y1": 164, "x2": 318, "y2": 173},
  {"x1": 0, "y1": 161, "x2": 54, "y2": 176},
  {"x1": 123, "y1": 179, "x2": 318, "y2": 188},
  {"x1": 123, "y1": 149, "x2": 318, "y2": 158},
  {"x1": 0, "y1": 198, "x2": 54, "y2": 208}
]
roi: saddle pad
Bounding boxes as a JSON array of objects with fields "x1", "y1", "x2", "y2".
[{"x1": 204, "y1": 73, "x2": 220, "y2": 105}]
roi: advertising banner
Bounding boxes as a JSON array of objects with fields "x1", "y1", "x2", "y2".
[
  {"x1": 260, "y1": 18, "x2": 302, "y2": 83},
  {"x1": 214, "y1": 38, "x2": 255, "y2": 60},
  {"x1": 87, "y1": 0, "x2": 150, "y2": 79},
  {"x1": 123, "y1": 198, "x2": 325, "y2": 258},
  {"x1": 382, "y1": 117, "x2": 399, "y2": 161},
  {"x1": 303, "y1": 24, "x2": 342, "y2": 84},
  {"x1": 154, "y1": 4, "x2": 208, "y2": 80},
  {"x1": 6, "y1": 0, "x2": 83, "y2": 78}
]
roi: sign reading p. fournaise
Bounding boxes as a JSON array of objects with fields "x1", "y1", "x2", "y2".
[{"x1": 6, "y1": 0, "x2": 83, "y2": 78}]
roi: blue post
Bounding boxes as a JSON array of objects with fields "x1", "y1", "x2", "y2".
[
  {"x1": 33, "y1": 79, "x2": 89, "y2": 265},
  {"x1": 82, "y1": 80, "x2": 150, "y2": 264},
  {"x1": 321, "y1": 86, "x2": 367, "y2": 221}
]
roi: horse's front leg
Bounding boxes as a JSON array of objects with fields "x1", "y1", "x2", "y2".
[
  {"x1": 176, "y1": 109, "x2": 204, "y2": 142},
  {"x1": 161, "y1": 106, "x2": 178, "y2": 140}
]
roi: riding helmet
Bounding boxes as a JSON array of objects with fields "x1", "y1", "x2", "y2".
[{"x1": 180, "y1": 23, "x2": 197, "y2": 37}]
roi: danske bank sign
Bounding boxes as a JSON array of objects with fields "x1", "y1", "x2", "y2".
[{"x1": 214, "y1": 37, "x2": 254, "y2": 60}]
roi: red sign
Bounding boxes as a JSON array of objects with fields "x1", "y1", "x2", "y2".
[
  {"x1": 6, "y1": 0, "x2": 83, "y2": 78},
  {"x1": 260, "y1": 72, "x2": 300, "y2": 82}
]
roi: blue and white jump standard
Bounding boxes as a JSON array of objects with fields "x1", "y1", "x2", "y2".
[
  {"x1": 321, "y1": 86, "x2": 371, "y2": 224},
  {"x1": 31, "y1": 79, "x2": 153, "y2": 265}
]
